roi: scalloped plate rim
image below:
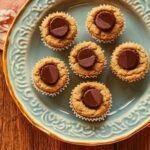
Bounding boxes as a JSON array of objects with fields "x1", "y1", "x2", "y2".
[{"x1": 3, "y1": 0, "x2": 150, "y2": 146}]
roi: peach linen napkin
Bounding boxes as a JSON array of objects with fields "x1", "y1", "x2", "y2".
[{"x1": 0, "y1": 0, "x2": 25, "y2": 50}]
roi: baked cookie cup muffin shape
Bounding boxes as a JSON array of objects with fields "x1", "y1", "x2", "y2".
[
  {"x1": 111, "y1": 42, "x2": 149, "y2": 82},
  {"x1": 70, "y1": 82, "x2": 112, "y2": 122},
  {"x1": 86, "y1": 5, "x2": 125, "y2": 43},
  {"x1": 69, "y1": 41, "x2": 106, "y2": 78},
  {"x1": 40, "y1": 12, "x2": 77, "y2": 51},
  {"x1": 32, "y1": 57, "x2": 70, "y2": 96}
]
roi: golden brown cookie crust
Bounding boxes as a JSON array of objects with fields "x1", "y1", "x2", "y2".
[
  {"x1": 40, "y1": 12, "x2": 77, "y2": 49},
  {"x1": 70, "y1": 82, "x2": 112, "y2": 119},
  {"x1": 86, "y1": 5, "x2": 125, "y2": 42},
  {"x1": 111, "y1": 42, "x2": 149, "y2": 82},
  {"x1": 32, "y1": 57, "x2": 69, "y2": 94},
  {"x1": 69, "y1": 41, "x2": 106, "y2": 77}
]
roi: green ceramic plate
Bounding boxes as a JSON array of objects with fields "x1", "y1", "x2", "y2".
[{"x1": 3, "y1": 0, "x2": 150, "y2": 145}]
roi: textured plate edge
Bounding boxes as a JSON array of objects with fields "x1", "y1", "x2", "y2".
[{"x1": 2, "y1": 0, "x2": 150, "y2": 146}]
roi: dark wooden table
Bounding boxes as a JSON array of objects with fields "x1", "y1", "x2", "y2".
[{"x1": 0, "y1": 51, "x2": 150, "y2": 150}]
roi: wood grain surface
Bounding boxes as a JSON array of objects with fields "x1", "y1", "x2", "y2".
[{"x1": 0, "y1": 51, "x2": 150, "y2": 150}]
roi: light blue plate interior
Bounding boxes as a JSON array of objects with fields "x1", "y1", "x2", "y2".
[{"x1": 7, "y1": 0, "x2": 150, "y2": 144}]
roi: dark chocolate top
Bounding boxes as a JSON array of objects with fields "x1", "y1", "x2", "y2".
[
  {"x1": 77, "y1": 48, "x2": 96, "y2": 69},
  {"x1": 49, "y1": 17, "x2": 69, "y2": 38},
  {"x1": 40, "y1": 64, "x2": 59, "y2": 85},
  {"x1": 94, "y1": 10, "x2": 116, "y2": 31},
  {"x1": 83, "y1": 88, "x2": 103, "y2": 109},
  {"x1": 118, "y1": 48, "x2": 139, "y2": 70}
]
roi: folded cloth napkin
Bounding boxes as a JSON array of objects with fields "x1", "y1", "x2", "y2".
[{"x1": 0, "y1": 0, "x2": 25, "y2": 50}]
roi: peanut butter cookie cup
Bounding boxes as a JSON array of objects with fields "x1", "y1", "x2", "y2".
[
  {"x1": 111, "y1": 42, "x2": 149, "y2": 82},
  {"x1": 70, "y1": 82, "x2": 112, "y2": 121},
  {"x1": 32, "y1": 57, "x2": 70, "y2": 96},
  {"x1": 69, "y1": 41, "x2": 106, "y2": 78},
  {"x1": 40, "y1": 12, "x2": 77, "y2": 51},
  {"x1": 86, "y1": 5, "x2": 125, "y2": 43}
]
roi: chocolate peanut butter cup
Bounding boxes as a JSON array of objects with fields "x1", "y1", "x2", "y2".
[
  {"x1": 111, "y1": 42, "x2": 149, "y2": 82},
  {"x1": 40, "y1": 64, "x2": 60, "y2": 85},
  {"x1": 70, "y1": 82, "x2": 112, "y2": 121},
  {"x1": 77, "y1": 48, "x2": 96, "y2": 69},
  {"x1": 86, "y1": 5, "x2": 125, "y2": 43},
  {"x1": 40, "y1": 12, "x2": 77, "y2": 51},
  {"x1": 69, "y1": 41, "x2": 106, "y2": 78},
  {"x1": 83, "y1": 88, "x2": 103, "y2": 109},
  {"x1": 94, "y1": 11, "x2": 116, "y2": 31},
  {"x1": 32, "y1": 57, "x2": 70, "y2": 96},
  {"x1": 49, "y1": 17, "x2": 69, "y2": 38},
  {"x1": 118, "y1": 49, "x2": 139, "y2": 70}
]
